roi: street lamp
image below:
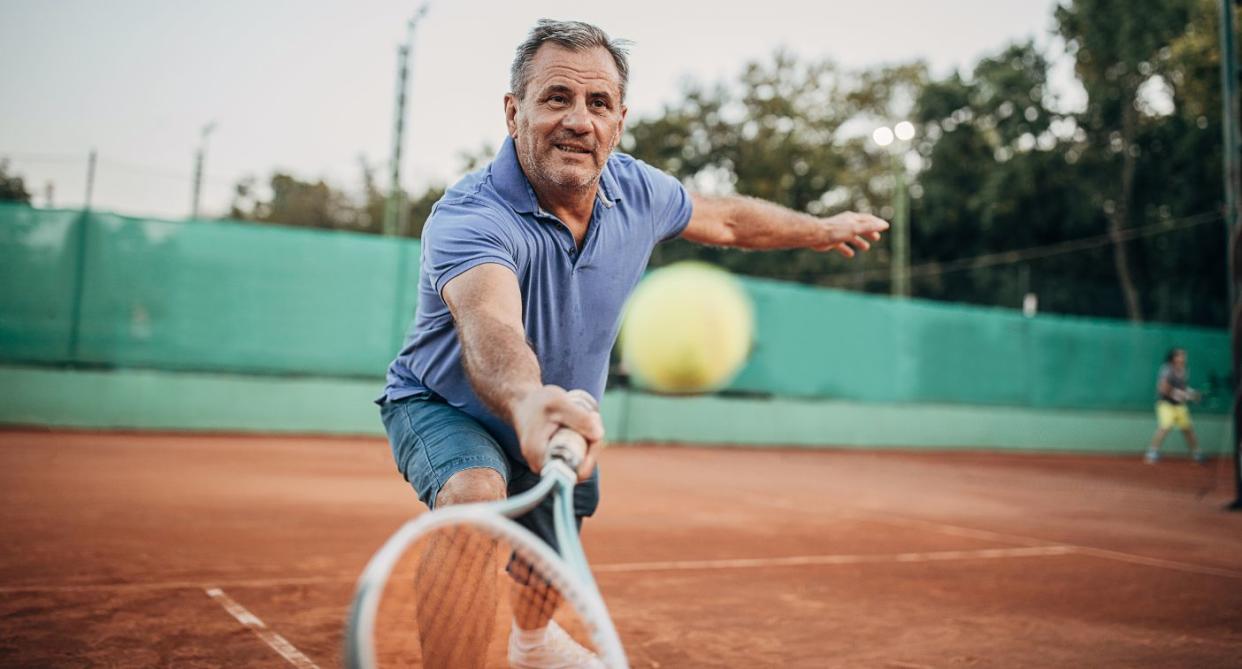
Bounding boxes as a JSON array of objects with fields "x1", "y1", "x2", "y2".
[
  {"x1": 384, "y1": 3, "x2": 431, "y2": 237},
  {"x1": 873, "y1": 121, "x2": 914, "y2": 298}
]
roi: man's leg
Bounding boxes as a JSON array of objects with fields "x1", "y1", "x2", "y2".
[
  {"x1": 1182, "y1": 427, "x2": 1203, "y2": 462},
  {"x1": 1148, "y1": 402, "x2": 1175, "y2": 463},
  {"x1": 1169, "y1": 405, "x2": 1204, "y2": 463},
  {"x1": 381, "y1": 394, "x2": 511, "y2": 669},
  {"x1": 1147, "y1": 427, "x2": 1170, "y2": 462},
  {"x1": 509, "y1": 552, "x2": 562, "y2": 630},
  {"x1": 416, "y1": 469, "x2": 506, "y2": 669},
  {"x1": 504, "y1": 469, "x2": 597, "y2": 630},
  {"x1": 505, "y1": 469, "x2": 603, "y2": 667}
]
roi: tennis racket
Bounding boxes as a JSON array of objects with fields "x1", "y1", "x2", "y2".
[
  {"x1": 345, "y1": 389, "x2": 627, "y2": 669},
  {"x1": 1171, "y1": 388, "x2": 1202, "y2": 403}
]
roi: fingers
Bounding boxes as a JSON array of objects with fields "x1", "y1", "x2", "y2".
[
  {"x1": 858, "y1": 213, "x2": 890, "y2": 233},
  {"x1": 546, "y1": 389, "x2": 604, "y2": 443},
  {"x1": 823, "y1": 212, "x2": 889, "y2": 257},
  {"x1": 544, "y1": 387, "x2": 605, "y2": 482},
  {"x1": 575, "y1": 441, "x2": 601, "y2": 481},
  {"x1": 837, "y1": 212, "x2": 889, "y2": 234}
]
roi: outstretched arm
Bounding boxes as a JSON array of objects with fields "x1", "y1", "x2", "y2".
[
  {"x1": 441, "y1": 263, "x2": 603, "y2": 479},
  {"x1": 684, "y1": 193, "x2": 889, "y2": 257}
]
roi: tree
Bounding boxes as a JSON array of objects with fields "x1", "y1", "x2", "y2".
[
  {"x1": 904, "y1": 8, "x2": 1229, "y2": 328},
  {"x1": 1142, "y1": 0, "x2": 1229, "y2": 325},
  {"x1": 1055, "y1": 0, "x2": 1199, "y2": 321},
  {"x1": 229, "y1": 144, "x2": 492, "y2": 238},
  {"x1": 0, "y1": 159, "x2": 32, "y2": 205},
  {"x1": 624, "y1": 50, "x2": 926, "y2": 288},
  {"x1": 909, "y1": 41, "x2": 1105, "y2": 313},
  {"x1": 230, "y1": 173, "x2": 361, "y2": 231}
]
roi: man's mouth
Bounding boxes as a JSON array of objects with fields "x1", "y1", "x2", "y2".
[{"x1": 554, "y1": 143, "x2": 592, "y2": 155}]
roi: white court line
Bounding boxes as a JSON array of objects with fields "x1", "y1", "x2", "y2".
[
  {"x1": 4, "y1": 547, "x2": 1073, "y2": 594},
  {"x1": 0, "y1": 574, "x2": 348, "y2": 595},
  {"x1": 869, "y1": 514, "x2": 1242, "y2": 580},
  {"x1": 205, "y1": 587, "x2": 321, "y2": 669},
  {"x1": 1070, "y1": 546, "x2": 1242, "y2": 579},
  {"x1": 594, "y1": 545, "x2": 1075, "y2": 573}
]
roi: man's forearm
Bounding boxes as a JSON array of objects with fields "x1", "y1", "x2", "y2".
[
  {"x1": 457, "y1": 313, "x2": 543, "y2": 424},
  {"x1": 697, "y1": 194, "x2": 834, "y2": 250}
]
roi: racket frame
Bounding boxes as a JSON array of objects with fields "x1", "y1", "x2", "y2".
[{"x1": 344, "y1": 459, "x2": 627, "y2": 669}]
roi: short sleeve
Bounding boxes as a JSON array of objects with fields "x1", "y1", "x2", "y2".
[
  {"x1": 421, "y1": 199, "x2": 519, "y2": 296},
  {"x1": 638, "y1": 161, "x2": 694, "y2": 242},
  {"x1": 1157, "y1": 364, "x2": 1171, "y2": 384}
]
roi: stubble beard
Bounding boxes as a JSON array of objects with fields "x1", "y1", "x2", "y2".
[{"x1": 517, "y1": 129, "x2": 606, "y2": 195}]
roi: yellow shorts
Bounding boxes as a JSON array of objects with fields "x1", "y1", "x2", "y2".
[{"x1": 1156, "y1": 401, "x2": 1192, "y2": 430}]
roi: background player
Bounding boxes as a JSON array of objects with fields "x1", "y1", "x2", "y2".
[{"x1": 1145, "y1": 347, "x2": 1205, "y2": 464}]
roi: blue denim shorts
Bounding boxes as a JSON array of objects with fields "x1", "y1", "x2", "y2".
[{"x1": 379, "y1": 391, "x2": 599, "y2": 550}]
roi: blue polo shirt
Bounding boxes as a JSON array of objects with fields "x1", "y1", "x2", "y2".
[{"x1": 381, "y1": 136, "x2": 693, "y2": 463}]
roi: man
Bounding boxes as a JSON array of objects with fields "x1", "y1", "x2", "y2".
[
  {"x1": 378, "y1": 19, "x2": 888, "y2": 667},
  {"x1": 1145, "y1": 347, "x2": 1205, "y2": 464}
]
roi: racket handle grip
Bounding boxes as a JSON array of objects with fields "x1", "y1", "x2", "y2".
[{"x1": 546, "y1": 389, "x2": 599, "y2": 471}]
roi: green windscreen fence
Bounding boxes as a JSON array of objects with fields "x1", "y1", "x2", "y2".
[
  {"x1": 731, "y1": 278, "x2": 1231, "y2": 413},
  {"x1": 0, "y1": 204, "x2": 419, "y2": 378},
  {"x1": 0, "y1": 203, "x2": 1230, "y2": 413},
  {"x1": 0, "y1": 206, "x2": 82, "y2": 363}
]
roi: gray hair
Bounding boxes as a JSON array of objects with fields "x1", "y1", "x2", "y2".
[{"x1": 510, "y1": 19, "x2": 632, "y2": 102}]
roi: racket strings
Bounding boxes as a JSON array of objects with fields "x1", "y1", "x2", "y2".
[
  {"x1": 508, "y1": 554, "x2": 561, "y2": 631},
  {"x1": 416, "y1": 526, "x2": 499, "y2": 665},
  {"x1": 372, "y1": 522, "x2": 598, "y2": 668}
]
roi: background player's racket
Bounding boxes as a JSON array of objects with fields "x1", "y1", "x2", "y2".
[
  {"x1": 344, "y1": 389, "x2": 627, "y2": 669},
  {"x1": 1171, "y1": 387, "x2": 1202, "y2": 403}
]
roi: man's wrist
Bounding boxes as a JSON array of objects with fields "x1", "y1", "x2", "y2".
[
  {"x1": 814, "y1": 215, "x2": 843, "y2": 247},
  {"x1": 502, "y1": 382, "x2": 547, "y2": 425}
]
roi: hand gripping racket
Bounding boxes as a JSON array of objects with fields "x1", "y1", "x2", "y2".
[{"x1": 345, "y1": 389, "x2": 627, "y2": 668}]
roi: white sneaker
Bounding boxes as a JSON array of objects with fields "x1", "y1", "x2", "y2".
[{"x1": 508, "y1": 620, "x2": 605, "y2": 669}]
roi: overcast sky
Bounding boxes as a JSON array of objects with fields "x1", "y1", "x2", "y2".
[{"x1": 1, "y1": 0, "x2": 1068, "y2": 219}]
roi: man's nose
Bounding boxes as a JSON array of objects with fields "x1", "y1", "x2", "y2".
[{"x1": 561, "y1": 101, "x2": 590, "y2": 133}]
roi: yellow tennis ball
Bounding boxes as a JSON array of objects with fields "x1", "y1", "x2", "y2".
[{"x1": 620, "y1": 262, "x2": 755, "y2": 394}]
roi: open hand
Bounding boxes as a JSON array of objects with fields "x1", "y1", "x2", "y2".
[{"x1": 815, "y1": 211, "x2": 890, "y2": 257}]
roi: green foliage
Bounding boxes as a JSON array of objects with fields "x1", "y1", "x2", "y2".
[
  {"x1": 1052, "y1": 0, "x2": 1225, "y2": 324},
  {"x1": 228, "y1": 145, "x2": 491, "y2": 238},
  {"x1": 218, "y1": 0, "x2": 1230, "y2": 327},
  {"x1": 909, "y1": 40, "x2": 1108, "y2": 314},
  {"x1": 0, "y1": 159, "x2": 32, "y2": 205},
  {"x1": 624, "y1": 51, "x2": 926, "y2": 288},
  {"x1": 620, "y1": 0, "x2": 1230, "y2": 327}
]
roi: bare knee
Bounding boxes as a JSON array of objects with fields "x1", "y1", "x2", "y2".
[{"x1": 435, "y1": 468, "x2": 506, "y2": 507}]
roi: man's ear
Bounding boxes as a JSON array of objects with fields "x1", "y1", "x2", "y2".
[
  {"x1": 612, "y1": 104, "x2": 628, "y2": 149},
  {"x1": 504, "y1": 93, "x2": 519, "y2": 138}
]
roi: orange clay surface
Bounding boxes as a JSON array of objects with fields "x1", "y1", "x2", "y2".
[{"x1": 1, "y1": 429, "x2": 1240, "y2": 668}]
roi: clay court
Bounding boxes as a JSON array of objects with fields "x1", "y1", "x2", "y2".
[{"x1": 1, "y1": 429, "x2": 1240, "y2": 668}]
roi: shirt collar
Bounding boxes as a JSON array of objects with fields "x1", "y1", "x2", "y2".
[{"x1": 491, "y1": 135, "x2": 623, "y2": 215}]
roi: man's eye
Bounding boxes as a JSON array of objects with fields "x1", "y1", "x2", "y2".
[
  {"x1": 548, "y1": 95, "x2": 567, "y2": 104},
  {"x1": 591, "y1": 99, "x2": 608, "y2": 109}
]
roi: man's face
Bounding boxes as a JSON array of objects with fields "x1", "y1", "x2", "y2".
[
  {"x1": 505, "y1": 44, "x2": 627, "y2": 193},
  {"x1": 1174, "y1": 351, "x2": 1187, "y2": 368}
]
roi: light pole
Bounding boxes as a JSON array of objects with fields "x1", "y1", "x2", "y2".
[
  {"x1": 84, "y1": 148, "x2": 97, "y2": 211},
  {"x1": 873, "y1": 121, "x2": 916, "y2": 298},
  {"x1": 191, "y1": 122, "x2": 217, "y2": 219},
  {"x1": 384, "y1": 3, "x2": 430, "y2": 237}
]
